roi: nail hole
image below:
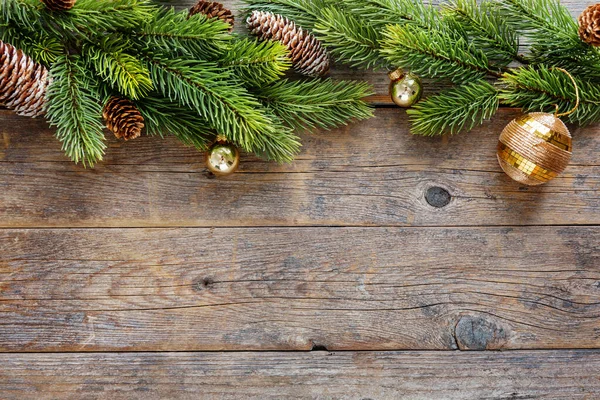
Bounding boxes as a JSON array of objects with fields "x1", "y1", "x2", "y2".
[
  {"x1": 193, "y1": 277, "x2": 214, "y2": 292},
  {"x1": 425, "y1": 186, "x2": 452, "y2": 208}
]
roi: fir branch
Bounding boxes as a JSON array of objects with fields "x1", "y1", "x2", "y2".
[
  {"x1": 219, "y1": 38, "x2": 291, "y2": 87},
  {"x1": 83, "y1": 38, "x2": 153, "y2": 100},
  {"x1": 0, "y1": 23, "x2": 63, "y2": 65},
  {"x1": 443, "y1": 0, "x2": 522, "y2": 66},
  {"x1": 493, "y1": 0, "x2": 576, "y2": 41},
  {"x1": 47, "y1": 0, "x2": 155, "y2": 34},
  {"x1": 135, "y1": 7, "x2": 230, "y2": 59},
  {"x1": 136, "y1": 96, "x2": 215, "y2": 149},
  {"x1": 146, "y1": 56, "x2": 300, "y2": 162},
  {"x1": 46, "y1": 54, "x2": 106, "y2": 166},
  {"x1": 500, "y1": 65, "x2": 600, "y2": 125},
  {"x1": 0, "y1": 0, "x2": 42, "y2": 31},
  {"x1": 341, "y1": 0, "x2": 440, "y2": 29},
  {"x1": 314, "y1": 7, "x2": 387, "y2": 69},
  {"x1": 407, "y1": 79, "x2": 499, "y2": 136},
  {"x1": 381, "y1": 23, "x2": 499, "y2": 84},
  {"x1": 255, "y1": 78, "x2": 374, "y2": 131}
]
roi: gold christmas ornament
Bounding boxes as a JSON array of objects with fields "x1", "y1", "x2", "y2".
[
  {"x1": 497, "y1": 68, "x2": 578, "y2": 186},
  {"x1": 206, "y1": 141, "x2": 240, "y2": 176},
  {"x1": 497, "y1": 113, "x2": 572, "y2": 185},
  {"x1": 388, "y1": 69, "x2": 422, "y2": 108}
]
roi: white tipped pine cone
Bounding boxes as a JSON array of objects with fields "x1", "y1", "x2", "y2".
[
  {"x1": 246, "y1": 10, "x2": 330, "y2": 77},
  {"x1": 41, "y1": 0, "x2": 76, "y2": 11},
  {"x1": 0, "y1": 40, "x2": 49, "y2": 118}
]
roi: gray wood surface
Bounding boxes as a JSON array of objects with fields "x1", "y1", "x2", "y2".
[
  {"x1": 2, "y1": 351, "x2": 599, "y2": 399},
  {"x1": 2, "y1": 108, "x2": 600, "y2": 228},
  {"x1": 2, "y1": 226, "x2": 599, "y2": 351},
  {"x1": 1, "y1": 0, "x2": 600, "y2": 398}
]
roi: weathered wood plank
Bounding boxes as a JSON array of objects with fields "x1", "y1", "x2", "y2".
[
  {"x1": 2, "y1": 108, "x2": 599, "y2": 228},
  {"x1": 1, "y1": 227, "x2": 599, "y2": 351},
  {"x1": 1, "y1": 350, "x2": 599, "y2": 399}
]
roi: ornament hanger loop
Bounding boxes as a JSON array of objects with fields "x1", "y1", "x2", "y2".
[{"x1": 554, "y1": 67, "x2": 580, "y2": 118}]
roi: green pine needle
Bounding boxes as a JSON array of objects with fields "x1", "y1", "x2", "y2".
[
  {"x1": 407, "y1": 80, "x2": 499, "y2": 136},
  {"x1": 443, "y1": 0, "x2": 521, "y2": 66},
  {"x1": 255, "y1": 78, "x2": 374, "y2": 131},
  {"x1": 314, "y1": 7, "x2": 386, "y2": 69},
  {"x1": 83, "y1": 38, "x2": 153, "y2": 100},
  {"x1": 135, "y1": 7, "x2": 231, "y2": 59},
  {"x1": 220, "y1": 38, "x2": 291, "y2": 87},
  {"x1": 381, "y1": 23, "x2": 498, "y2": 84},
  {"x1": 136, "y1": 96, "x2": 216, "y2": 150},
  {"x1": 46, "y1": 55, "x2": 106, "y2": 166},
  {"x1": 500, "y1": 65, "x2": 600, "y2": 126}
]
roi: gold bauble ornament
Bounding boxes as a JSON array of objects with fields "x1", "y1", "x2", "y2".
[
  {"x1": 497, "y1": 112, "x2": 572, "y2": 186},
  {"x1": 388, "y1": 68, "x2": 422, "y2": 108},
  {"x1": 206, "y1": 141, "x2": 240, "y2": 176}
]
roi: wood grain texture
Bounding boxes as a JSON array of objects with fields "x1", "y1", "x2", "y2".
[
  {"x1": 1, "y1": 227, "x2": 599, "y2": 352},
  {"x1": 2, "y1": 351, "x2": 600, "y2": 400},
  {"x1": 2, "y1": 108, "x2": 600, "y2": 228}
]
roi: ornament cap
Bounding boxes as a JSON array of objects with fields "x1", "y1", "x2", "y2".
[{"x1": 388, "y1": 68, "x2": 405, "y2": 82}]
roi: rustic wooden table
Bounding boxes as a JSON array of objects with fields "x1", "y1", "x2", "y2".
[{"x1": 2, "y1": 0, "x2": 600, "y2": 398}]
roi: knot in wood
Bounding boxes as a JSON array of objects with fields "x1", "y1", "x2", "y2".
[{"x1": 425, "y1": 186, "x2": 452, "y2": 208}]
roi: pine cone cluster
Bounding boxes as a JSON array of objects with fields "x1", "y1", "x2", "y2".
[
  {"x1": 0, "y1": 40, "x2": 49, "y2": 118},
  {"x1": 189, "y1": 1, "x2": 234, "y2": 30},
  {"x1": 103, "y1": 97, "x2": 145, "y2": 141},
  {"x1": 41, "y1": 0, "x2": 76, "y2": 11},
  {"x1": 247, "y1": 11, "x2": 330, "y2": 77},
  {"x1": 579, "y1": 4, "x2": 600, "y2": 46}
]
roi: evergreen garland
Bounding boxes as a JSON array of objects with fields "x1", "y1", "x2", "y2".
[
  {"x1": 245, "y1": 0, "x2": 600, "y2": 136},
  {"x1": 0, "y1": 0, "x2": 373, "y2": 166}
]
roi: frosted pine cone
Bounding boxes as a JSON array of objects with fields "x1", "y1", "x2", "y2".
[
  {"x1": 579, "y1": 4, "x2": 600, "y2": 46},
  {"x1": 246, "y1": 11, "x2": 330, "y2": 77},
  {"x1": 41, "y1": 0, "x2": 76, "y2": 11},
  {"x1": 102, "y1": 97, "x2": 145, "y2": 141},
  {"x1": 189, "y1": 1, "x2": 234, "y2": 30},
  {"x1": 0, "y1": 40, "x2": 49, "y2": 118}
]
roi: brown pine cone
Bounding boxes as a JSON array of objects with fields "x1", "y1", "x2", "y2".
[
  {"x1": 579, "y1": 4, "x2": 600, "y2": 46},
  {"x1": 40, "y1": 0, "x2": 76, "y2": 11},
  {"x1": 247, "y1": 11, "x2": 330, "y2": 77},
  {"x1": 189, "y1": 1, "x2": 234, "y2": 31},
  {"x1": 102, "y1": 97, "x2": 145, "y2": 141},
  {"x1": 0, "y1": 40, "x2": 49, "y2": 118}
]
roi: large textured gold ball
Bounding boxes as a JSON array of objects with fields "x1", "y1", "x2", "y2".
[
  {"x1": 497, "y1": 112, "x2": 572, "y2": 186},
  {"x1": 206, "y1": 142, "x2": 240, "y2": 176},
  {"x1": 389, "y1": 70, "x2": 422, "y2": 108}
]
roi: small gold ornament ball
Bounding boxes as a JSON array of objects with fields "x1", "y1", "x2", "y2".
[
  {"x1": 206, "y1": 142, "x2": 240, "y2": 176},
  {"x1": 497, "y1": 112, "x2": 572, "y2": 186},
  {"x1": 389, "y1": 69, "x2": 422, "y2": 108}
]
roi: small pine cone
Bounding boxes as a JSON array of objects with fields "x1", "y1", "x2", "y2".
[
  {"x1": 40, "y1": 0, "x2": 76, "y2": 11},
  {"x1": 102, "y1": 97, "x2": 145, "y2": 141},
  {"x1": 247, "y1": 11, "x2": 330, "y2": 77},
  {"x1": 0, "y1": 40, "x2": 49, "y2": 118},
  {"x1": 579, "y1": 4, "x2": 600, "y2": 46},
  {"x1": 189, "y1": 1, "x2": 234, "y2": 31}
]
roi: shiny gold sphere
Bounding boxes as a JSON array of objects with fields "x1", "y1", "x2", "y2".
[
  {"x1": 497, "y1": 112, "x2": 572, "y2": 186},
  {"x1": 206, "y1": 142, "x2": 240, "y2": 176},
  {"x1": 389, "y1": 70, "x2": 422, "y2": 108}
]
